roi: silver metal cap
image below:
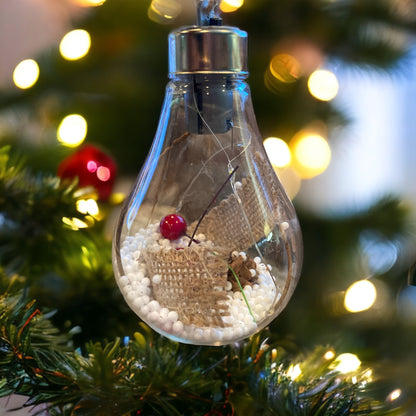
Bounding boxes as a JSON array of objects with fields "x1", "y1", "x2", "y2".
[{"x1": 168, "y1": 25, "x2": 248, "y2": 76}]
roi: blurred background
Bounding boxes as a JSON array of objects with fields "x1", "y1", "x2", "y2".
[{"x1": 1, "y1": 0, "x2": 416, "y2": 412}]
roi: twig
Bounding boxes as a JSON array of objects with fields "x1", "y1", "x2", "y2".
[{"x1": 188, "y1": 166, "x2": 239, "y2": 247}]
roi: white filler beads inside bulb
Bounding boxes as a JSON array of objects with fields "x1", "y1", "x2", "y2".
[{"x1": 117, "y1": 223, "x2": 281, "y2": 344}]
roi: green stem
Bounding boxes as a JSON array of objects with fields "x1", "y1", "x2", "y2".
[{"x1": 227, "y1": 264, "x2": 256, "y2": 323}]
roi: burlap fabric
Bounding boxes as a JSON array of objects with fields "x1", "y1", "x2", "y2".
[
  {"x1": 193, "y1": 152, "x2": 280, "y2": 252},
  {"x1": 143, "y1": 246, "x2": 230, "y2": 327}
]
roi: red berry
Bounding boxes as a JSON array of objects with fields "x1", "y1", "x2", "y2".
[{"x1": 159, "y1": 214, "x2": 187, "y2": 240}]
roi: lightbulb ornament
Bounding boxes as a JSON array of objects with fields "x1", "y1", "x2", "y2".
[{"x1": 112, "y1": 0, "x2": 303, "y2": 345}]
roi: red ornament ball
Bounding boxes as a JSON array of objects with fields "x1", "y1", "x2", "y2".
[
  {"x1": 159, "y1": 214, "x2": 187, "y2": 240},
  {"x1": 57, "y1": 144, "x2": 117, "y2": 201}
]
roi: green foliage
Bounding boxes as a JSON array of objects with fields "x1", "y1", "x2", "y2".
[{"x1": 0, "y1": 289, "x2": 402, "y2": 415}]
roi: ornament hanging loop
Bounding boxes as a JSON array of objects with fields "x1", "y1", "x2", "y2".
[{"x1": 196, "y1": 0, "x2": 222, "y2": 26}]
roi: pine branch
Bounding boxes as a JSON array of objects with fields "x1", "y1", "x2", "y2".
[
  {"x1": 0, "y1": 288, "x2": 403, "y2": 415},
  {"x1": 0, "y1": 146, "x2": 101, "y2": 279}
]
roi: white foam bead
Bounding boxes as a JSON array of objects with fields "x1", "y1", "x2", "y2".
[
  {"x1": 254, "y1": 303, "x2": 266, "y2": 314},
  {"x1": 253, "y1": 257, "x2": 261, "y2": 264},
  {"x1": 222, "y1": 327, "x2": 233, "y2": 340},
  {"x1": 140, "y1": 304, "x2": 150, "y2": 316},
  {"x1": 148, "y1": 311, "x2": 160, "y2": 322},
  {"x1": 152, "y1": 274, "x2": 162, "y2": 284},
  {"x1": 136, "y1": 285, "x2": 150, "y2": 296},
  {"x1": 125, "y1": 264, "x2": 135, "y2": 274},
  {"x1": 231, "y1": 251, "x2": 239, "y2": 259},
  {"x1": 249, "y1": 269, "x2": 257, "y2": 277},
  {"x1": 196, "y1": 233, "x2": 206, "y2": 242},
  {"x1": 148, "y1": 300, "x2": 161, "y2": 312},
  {"x1": 172, "y1": 320, "x2": 184, "y2": 333},
  {"x1": 203, "y1": 329, "x2": 212, "y2": 341},
  {"x1": 138, "y1": 295, "x2": 150, "y2": 306},
  {"x1": 232, "y1": 326, "x2": 244, "y2": 338},
  {"x1": 211, "y1": 329, "x2": 223, "y2": 341},
  {"x1": 159, "y1": 308, "x2": 169, "y2": 319},
  {"x1": 238, "y1": 252, "x2": 247, "y2": 261},
  {"x1": 136, "y1": 271, "x2": 145, "y2": 280},
  {"x1": 247, "y1": 320, "x2": 257, "y2": 331},
  {"x1": 162, "y1": 321, "x2": 172, "y2": 332},
  {"x1": 118, "y1": 276, "x2": 129, "y2": 287},
  {"x1": 222, "y1": 315, "x2": 235, "y2": 325},
  {"x1": 234, "y1": 181, "x2": 242, "y2": 190},
  {"x1": 151, "y1": 232, "x2": 160, "y2": 240},
  {"x1": 244, "y1": 315, "x2": 255, "y2": 325},
  {"x1": 225, "y1": 281, "x2": 233, "y2": 291},
  {"x1": 133, "y1": 297, "x2": 142, "y2": 308},
  {"x1": 127, "y1": 291, "x2": 136, "y2": 301},
  {"x1": 233, "y1": 291, "x2": 243, "y2": 300},
  {"x1": 167, "y1": 310, "x2": 178, "y2": 322},
  {"x1": 141, "y1": 277, "x2": 150, "y2": 286},
  {"x1": 230, "y1": 306, "x2": 239, "y2": 316},
  {"x1": 243, "y1": 290, "x2": 251, "y2": 299},
  {"x1": 194, "y1": 329, "x2": 204, "y2": 340},
  {"x1": 280, "y1": 221, "x2": 289, "y2": 231},
  {"x1": 150, "y1": 244, "x2": 161, "y2": 252}
]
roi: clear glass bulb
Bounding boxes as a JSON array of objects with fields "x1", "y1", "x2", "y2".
[{"x1": 112, "y1": 25, "x2": 303, "y2": 345}]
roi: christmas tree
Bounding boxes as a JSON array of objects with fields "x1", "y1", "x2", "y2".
[{"x1": 1, "y1": 0, "x2": 415, "y2": 414}]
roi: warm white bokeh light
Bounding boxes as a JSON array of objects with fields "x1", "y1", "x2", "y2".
[
  {"x1": 76, "y1": 199, "x2": 99, "y2": 216},
  {"x1": 291, "y1": 133, "x2": 331, "y2": 178},
  {"x1": 332, "y1": 353, "x2": 361, "y2": 374},
  {"x1": 287, "y1": 364, "x2": 301, "y2": 380},
  {"x1": 344, "y1": 280, "x2": 377, "y2": 313},
  {"x1": 220, "y1": 0, "x2": 244, "y2": 13},
  {"x1": 387, "y1": 389, "x2": 402, "y2": 402},
  {"x1": 62, "y1": 216, "x2": 88, "y2": 230},
  {"x1": 264, "y1": 137, "x2": 291, "y2": 168},
  {"x1": 324, "y1": 350, "x2": 335, "y2": 360},
  {"x1": 13, "y1": 59, "x2": 39, "y2": 89},
  {"x1": 72, "y1": 0, "x2": 106, "y2": 5},
  {"x1": 308, "y1": 69, "x2": 339, "y2": 101},
  {"x1": 148, "y1": 0, "x2": 182, "y2": 22},
  {"x1": 59, "y1": 29, "x2": 91, "y2": 60},
  {"x1": 57, "y1": 114, "x2": 88, "y2": 147}
]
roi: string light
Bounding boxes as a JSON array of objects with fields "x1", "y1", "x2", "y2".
[
  {"x1": 13, "y1": 59, "x2": 40, "y2": 89},
  {"x1": 62, "y1": 217, "x2": 88, "y2": 230},
  {"x1": 59, "y1": 29, "x2": 91, "y2": 61},
  {"x1": 308, "y1": 69, "x2": 339, "y2": 101},
  {"x1": 344, "y1": 280, "x2": 377, "y2": 313},
  {"x1": 148, "y1": 0, "x2": 182, "y2": 23},
  {"x1": 57, "y1": 114, "x2": 88, "y2": 147},
  {"x1": 287, "y1": 364, "x2": 302, "y2": 380},
  {"x1": 270, "y1": 54, "x2": 300, "y2": 83},
  {"x1": 324, "y1": 350, "x2": 335, "y2": 360},
  {"x1": 290, "y1": 133, "x2": 331, "y2": 178},
  {"x1": 264, "y1": 137, "x2": 291, "y2": 168},
  {"x1": 76, "y1": 199, "x2": 99, "y2": 216},
  {"x1": 387, "y1": 388, "x2": 402, "y2": 402},
  {"x1": 220, "y1": 0, "x2": 244, "y2": 13},
  {"x1": 332, "y1": 353, "x2": 361, "y2": 374}
]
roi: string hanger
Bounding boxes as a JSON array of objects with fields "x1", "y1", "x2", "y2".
[{"x1": 196, "y1": 0, "x2": 222, "y2": 26}]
